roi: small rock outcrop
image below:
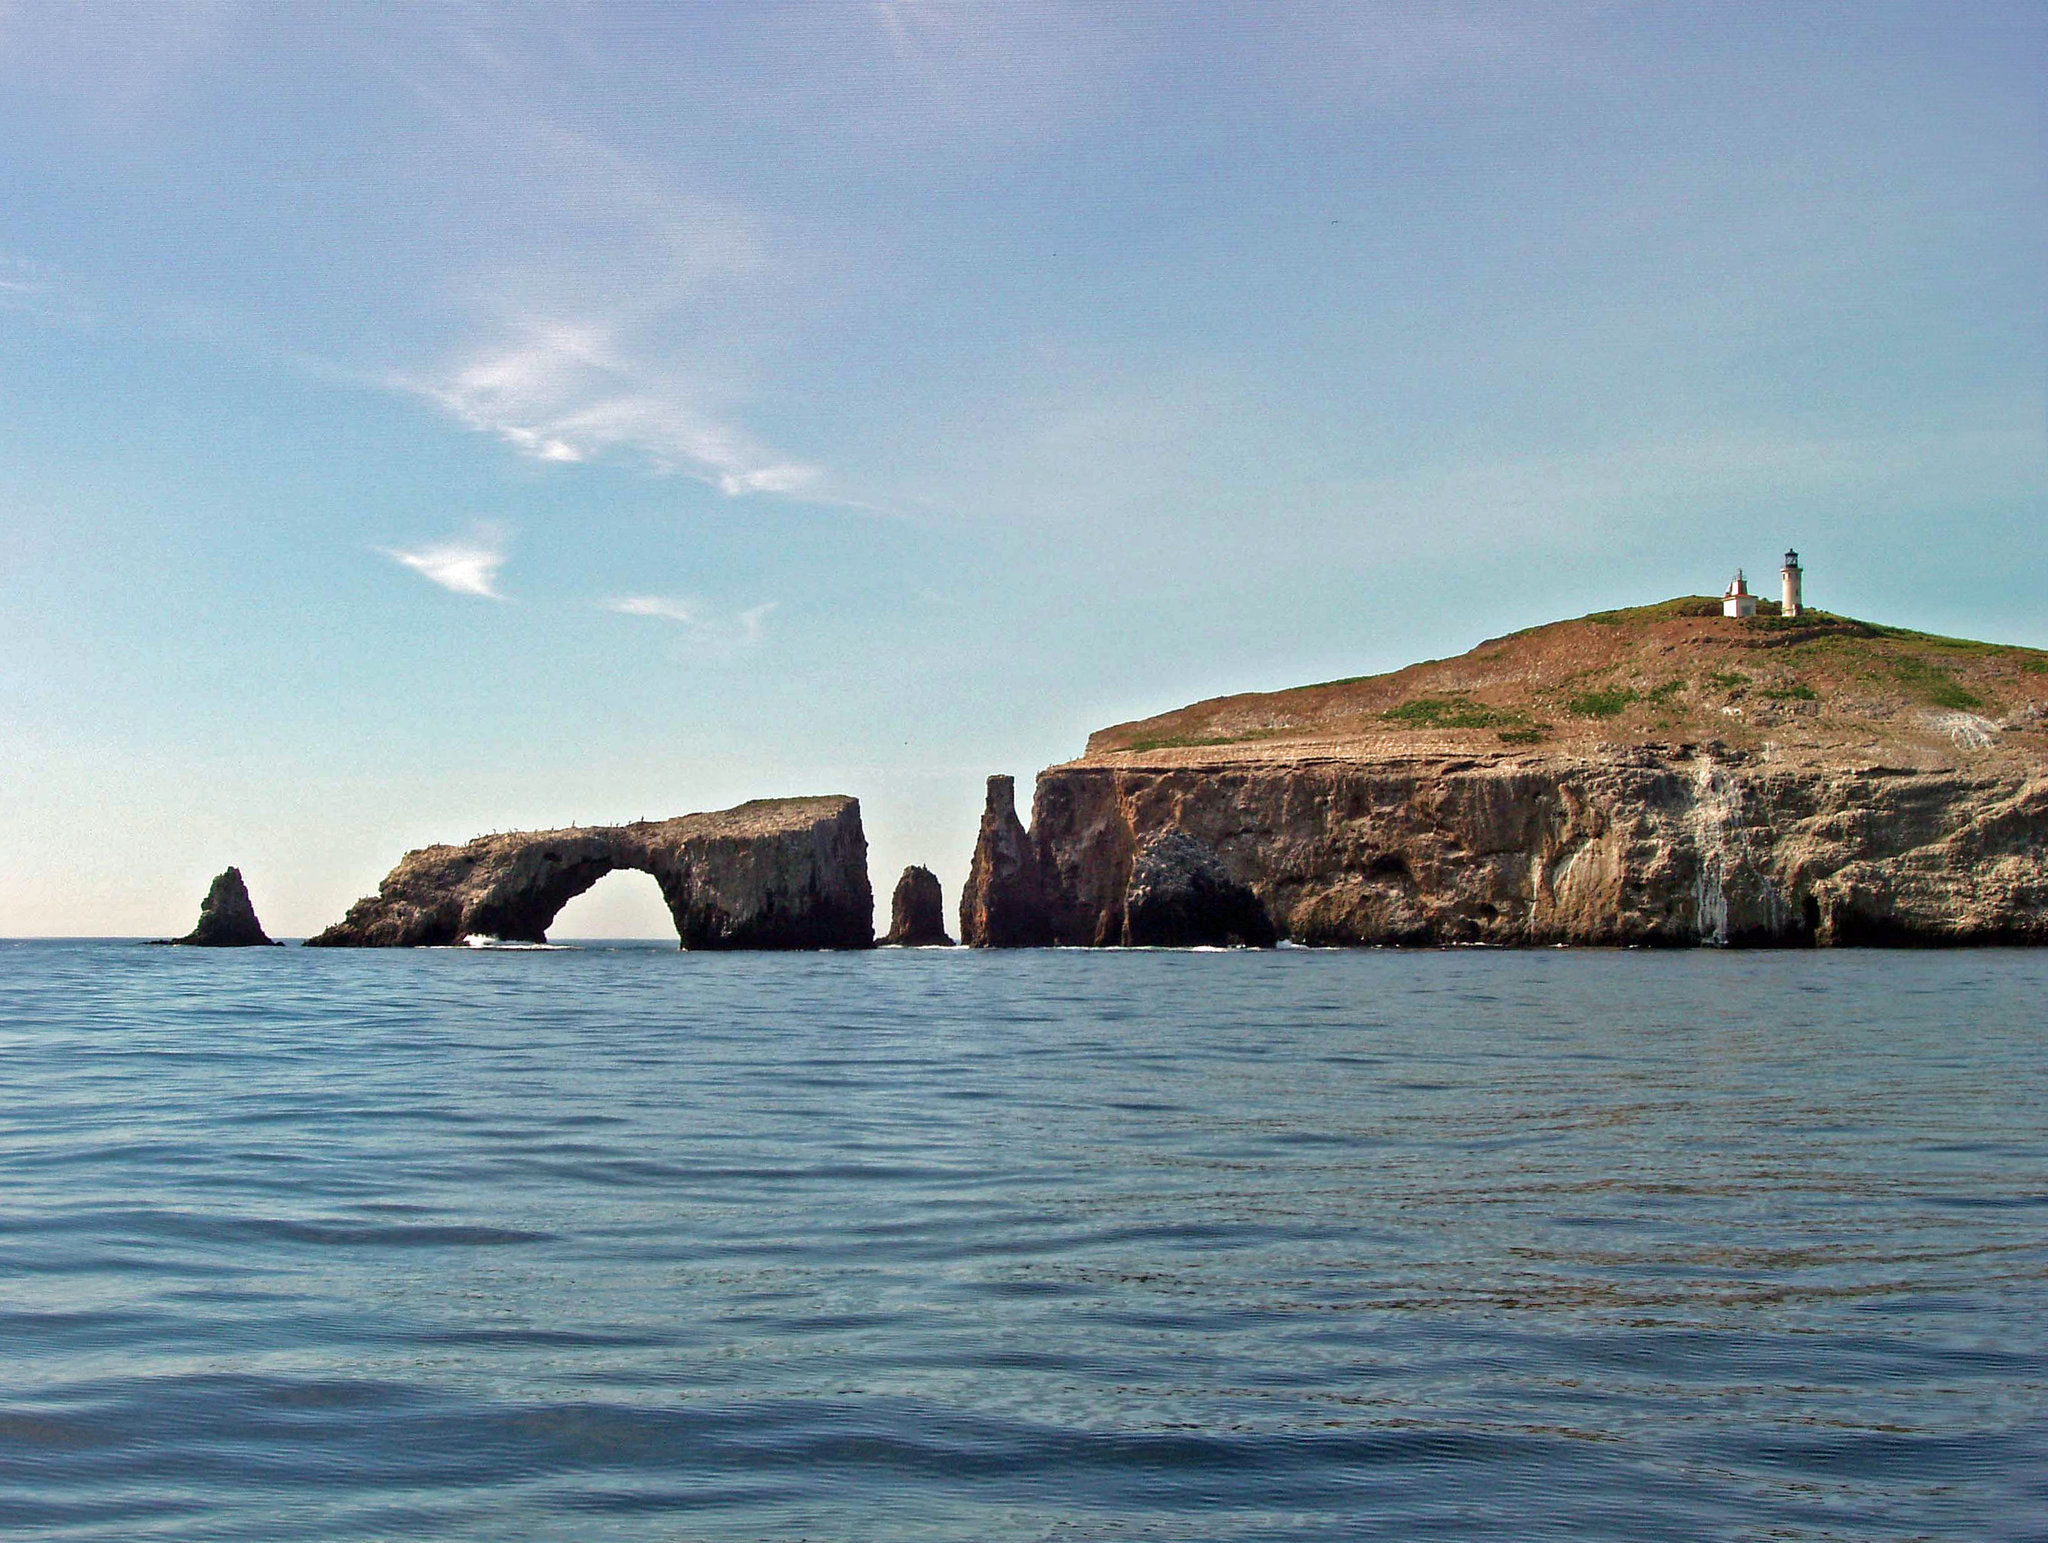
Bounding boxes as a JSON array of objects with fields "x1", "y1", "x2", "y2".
[
  {"x1": 307, "y1": 796, "x2": 873, "y2": 949},
  {"x1": 1121, "y1": 831, "x2": 1277, "y2": 947},
  {"x1": 960, "y1": 775, "x2": 1054, "y2": 947},
  {"x1": 175, "y1": 867, "x2": 277, "y2": 947},
  {"x1": 881, "y1": 866, "x2": 953, "y2": 946}
]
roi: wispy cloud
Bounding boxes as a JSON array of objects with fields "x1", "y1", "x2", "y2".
[
  {"x1": 606, "y1": 595, "x2": 776, "y2": 654},
  {"x1": 0, "y1": 253, "x2": 96, "y2": 328},
  {"x1": 372, "y1": 58, "x2": 824, "y2": 500},
  {"x1": 408, "y1": 320, "x2": 819, "y2": 495},
  {"x1": 607, "y1": 595, "x2": 697, "y2": 623},
  {"x1": 379, "y1": 527, "x2": 510, "y2": 599}
]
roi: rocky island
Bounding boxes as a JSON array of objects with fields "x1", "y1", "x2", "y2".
[
  {"x1": 169, "y1": 867, "x2": 277, "y2": 947},
  {"x1": 308, "y1": 796, "x2": 873, "y2": 948},
  {"x1": 965, "y1": 600, "x2": 2048, "y2": 947}
]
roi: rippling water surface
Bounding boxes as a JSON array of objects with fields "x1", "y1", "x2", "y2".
[{"x1": 3, "y1": 941, "x2": 2045, "y2": 1540}]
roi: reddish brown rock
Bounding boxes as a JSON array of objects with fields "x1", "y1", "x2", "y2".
[{"x1": 959, "y1": 775, "x2": 1052, "y2": 947}]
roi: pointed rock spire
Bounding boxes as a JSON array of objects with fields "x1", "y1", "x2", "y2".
[
  {"x1": 881, "y1": 865, "x2": 953, "y2": 946},
  {"x1": 176, "y1": 867, "x2": 278, "y2": 946},
  {"x1": 959, "y1": 775, "x2": 1053, "y2": 947}
]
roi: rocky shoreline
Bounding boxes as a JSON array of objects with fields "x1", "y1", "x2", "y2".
[{"x1": 960, "y1": 752, "x2": 2048, "y2": 949}]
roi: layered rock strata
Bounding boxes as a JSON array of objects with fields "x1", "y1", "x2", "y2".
[
  {"x1": 174, "y1": 867, "x2": 278, "y2": 946},
  {"x1": 1017, "y1": 753, "x2": 2048, "y2": 947},
  {"x1": 882, "y1": 866, "x2": 953, "y2": 946},
  {"x1": 308, "y1": 796, "x2": 873, "y2": 949}
]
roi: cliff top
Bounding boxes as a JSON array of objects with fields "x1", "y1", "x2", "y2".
[
  {"x1": 1080, "y1": 599, "x2": 2048, "y2": 772},
  {"x1": 392, "y1": 795, "x2": 860, "y2": 866}
]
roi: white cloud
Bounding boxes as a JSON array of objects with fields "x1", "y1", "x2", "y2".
[
  {"x1": 411, "y1": 318, "x2": 820, "y2": 497},
  {"x1": 379, "y1": 528, "x2": 510, "y2": 599},
  {"x1": 0, "y1": 253, "x2": 96, "y2": 328},
  {"x1": 606, "y1": 595, "x2": 776, "y2": 654},
  {"x1": 367, "y1": 73, "x2": 822, "y2": 500},
  {"x1": 607, "y1": 595, "x2": 695, "y2": 623}
]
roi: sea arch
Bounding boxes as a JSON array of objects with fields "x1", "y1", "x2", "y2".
[{"x1": 307, "y1": 798, "x2": 874, "y2": 950}]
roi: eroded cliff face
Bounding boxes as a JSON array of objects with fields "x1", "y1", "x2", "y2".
[
  {"x1": 1017, "y1": 751, "x2": 2048, "y2": 947},
  {"x1": 307, "y1": 796, "x2": 873, "y2": 949},
  {"x1": 959, "y1": 776, "x2": 1053, "y2": 947}
]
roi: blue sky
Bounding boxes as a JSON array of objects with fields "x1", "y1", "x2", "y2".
[{"x1": 2, "y1": 1, "x2": 2042, "y2": 937}]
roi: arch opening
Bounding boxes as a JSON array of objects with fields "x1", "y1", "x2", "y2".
[{"x1": 545, "y1": 867, "x2": 679, "y2": 943}]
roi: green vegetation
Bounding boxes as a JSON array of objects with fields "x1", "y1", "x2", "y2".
[
  {"x1": 1382, "y1": 694, "x2": 1517, "y2": 730},
  {"x1": 2020, "y1": 657, "x2": 2048, "y2": 676},
  {"x1": 1565, "y1": 686, "x2": 1639, "y2": 719},
  {"x1": 1123, "y1": 729, "x2": 1285, "y2": 753},
  {"x1": 1584, "y1": 597, "x2": 1722, "y2": 625},
  {"x1": 1761, "y1": 682, "x2": 1817, "y2": 701},
  {"x1": 1868, "y1": 622, "x2": 2023, "y2": 654},
  {"x1": 1497, "y1": 725, "x2": 1549, "y2": 746},
  {"x1": 1743, "y1": 610, "x2": 1882, "y2": 645},
  {"x1": 1884, "y1": 653, "x2": 1985, "y2": 711},
  {"x1": 1644, "y1": 679, "x2": 1686, "y2": 704},
  {"x1": 1703, "y1": 669, "x2": 1750, "y2": 691},
  {"x1": 1922, "y1": 679, "x2": 1986, "y2": 711}
]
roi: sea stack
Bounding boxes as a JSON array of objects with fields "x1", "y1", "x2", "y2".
[
  {"x1": 960, "y1": 776, "x2": 1053, "y2": 947},
  {"x1": 881, "y1": 865, "x2": 953, "y2": 946},
  {"x1": 176, "y1": 867, "x2": 277, "y2": 947}
]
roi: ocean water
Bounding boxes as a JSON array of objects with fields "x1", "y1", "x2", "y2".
[{"x1": 2, "y1": 941, "x2": 2045, "y2": 1542}]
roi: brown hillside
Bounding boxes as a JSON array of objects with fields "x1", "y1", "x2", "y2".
[{"x1": 1081, "y1": 599, "x2": 2048, "y2": 772}]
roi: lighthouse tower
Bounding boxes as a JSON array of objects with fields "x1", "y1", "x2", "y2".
[{"x1": 1781, "y1": 550, "x2": 1804, "y2": 618}]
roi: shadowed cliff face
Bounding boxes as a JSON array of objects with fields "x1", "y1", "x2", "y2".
[
  {"x1": 1018, "y1": 753, "x2": 2048, "y2": 948},
  {"x1": 307, "y1": 797, "x2": 873, "y2": 949},
  {"x1": 959, "y1": 776, "x2": 1053, "y2": 947},
  {"x1": 882, "y1": 866, "x2": 953, "y2": 947}
]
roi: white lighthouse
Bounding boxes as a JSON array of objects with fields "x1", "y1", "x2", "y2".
[
  {"x1": 1722, "y1": 570, "x2": 1757, "y2": 618},
  {"x1": 1781, "y1": 549, "x2": 1803, "y2": 618}
]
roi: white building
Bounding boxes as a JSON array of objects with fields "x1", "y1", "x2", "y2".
[{"x1": 1722, "y1": 570, "x2": 1757, "y2": 618}]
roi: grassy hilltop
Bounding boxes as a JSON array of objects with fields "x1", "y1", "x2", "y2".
[{"x1": 1084, "y1": 599, "x2": 2048, "y2": 766}]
